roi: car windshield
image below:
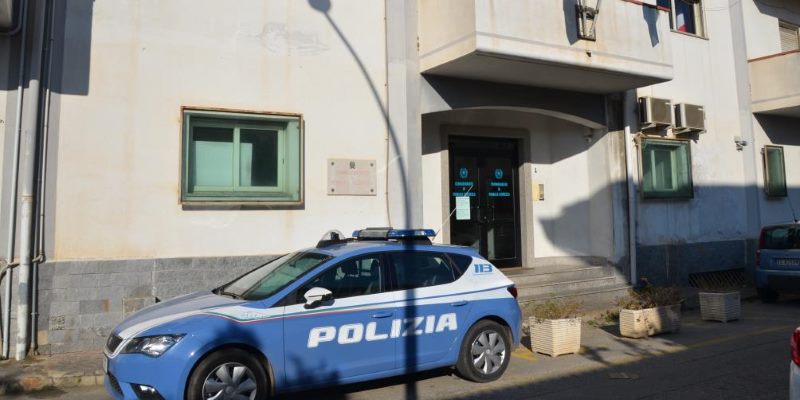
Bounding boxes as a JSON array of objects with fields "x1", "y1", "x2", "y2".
[
  {"x1": 219, "y1": 252, "x2": 331, "y2": 301},
  {"x1": 763, "y1": 225, "x2": 800, "y2": 250}
]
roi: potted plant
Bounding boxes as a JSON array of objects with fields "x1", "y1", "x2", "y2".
[
  {"x1": 529, "y1": 299, "x2": 582, "y2": 357},
  {"x1": 618, "y1": 282, "x2": 682, "y2": 339},
  {"x1": 698, "y1": 283, "x2": 742, "y2": 323}
]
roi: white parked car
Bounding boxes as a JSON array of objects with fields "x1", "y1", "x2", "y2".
[{"x1": 792, "y1": 327, "x2": 799, "y2": 400}]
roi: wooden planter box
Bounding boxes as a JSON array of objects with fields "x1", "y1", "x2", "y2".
[
  {"x1": 699, "y1": 291, "x2": 740, "y2": 322},
  {"x1": 529, "y1": 317, "x2": 581, "y2": 357},
  {"x1": 619, "y1": 305, "x2": 681, "y2": 338}
]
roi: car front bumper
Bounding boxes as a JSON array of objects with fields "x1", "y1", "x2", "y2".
[{"x1": 104, "y1": 337, "x2": 199, "y2": 400}]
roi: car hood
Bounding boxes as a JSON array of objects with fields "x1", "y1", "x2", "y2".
[{"x1": 112, "y1": 291, "x2": 246, "y2": 340}]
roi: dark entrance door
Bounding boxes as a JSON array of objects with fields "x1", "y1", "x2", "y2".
[{"x1": 449, "y1": 137, "x2": 521, "y2": 268}]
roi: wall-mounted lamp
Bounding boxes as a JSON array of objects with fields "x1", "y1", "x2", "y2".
[
  {"x1": 577, "y1": 0, "x2": 602, "y2": 41},
  {"x1": 734, "y1": 136, "x2": 748, "y2": 151}
]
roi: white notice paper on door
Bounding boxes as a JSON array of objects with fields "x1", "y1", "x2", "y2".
[{"x1": 455, "y1": 196, "x2": 471, "y2": 220}]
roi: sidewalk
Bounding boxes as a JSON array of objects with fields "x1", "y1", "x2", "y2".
[
  {"x1": 1, "y1": 292, "x2": 796, "y2": 398},
  {"x1": 0, "y1": 351, "x2": 103, "y2": 395}
]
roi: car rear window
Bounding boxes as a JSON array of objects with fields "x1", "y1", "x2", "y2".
[{"x1": 762, "y1": 226, "x2": 800, "y2": 250}]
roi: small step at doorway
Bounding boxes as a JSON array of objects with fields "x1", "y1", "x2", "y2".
[{"x1": 505, "y1": 265, "x2": 630, "y2": 310}]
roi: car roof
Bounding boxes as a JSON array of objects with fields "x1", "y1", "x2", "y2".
[{"x1": 304, "y1": 240, "x2": 481, "y2": 259}]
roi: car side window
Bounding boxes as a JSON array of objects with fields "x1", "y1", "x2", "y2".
[
  {"x1": 296, "y1": 255, "x2": 384, "y2": 303},
  {"x1": 389, "y1": 252, "x2": 456, "y2": 290}
]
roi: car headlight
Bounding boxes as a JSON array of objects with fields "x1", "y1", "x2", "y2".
[{"x1": 122, "y1": 334, "x2": 184, "y2": 357}]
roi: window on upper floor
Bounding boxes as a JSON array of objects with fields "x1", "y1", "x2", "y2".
[
  {"x1": 763, "y1": 145, "x2": 787, "y2": 198},
  {"x1": 640, "y1": 138, "x2": 694, "y2": 200},
  {"x1": 181, "y1": 109, "x2": 302, "y2": 204},
  {"x1": 658, "y1": 0, "x2": 706, "y2": 37},
  {"x1": 780, "y1": 21, "x2": 800, "y2": 52}
]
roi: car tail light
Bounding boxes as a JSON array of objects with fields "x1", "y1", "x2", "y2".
[
  {"x1": 793, "y1": 328, "x2": 800, "y2": 367},
  {"x1": 756, "y1": 228, "x2": 766, "y2": 268},
  {"x1": 507, "y1": 286, "x2": 518, "y2": 299}
]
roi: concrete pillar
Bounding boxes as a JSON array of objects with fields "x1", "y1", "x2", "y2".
[
  {"x1": 728, "y1": 0, "x2": 761, "y2": 238},
  {"x1": 385, "y1": 0, "x2": 422, "y2": 229}
]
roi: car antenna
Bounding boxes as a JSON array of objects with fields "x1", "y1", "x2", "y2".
[
  {"x1": 789, "y1": 194, "x2": 799, "y2": 224},
  {"x1": 435, "y1": 184, "x2": 474, "y2": 240}
]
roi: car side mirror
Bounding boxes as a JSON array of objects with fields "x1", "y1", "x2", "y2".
[{"x1": 303, "y1": 287, "x2": 333, "y2": 309}]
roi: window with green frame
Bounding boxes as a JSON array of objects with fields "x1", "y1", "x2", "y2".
[
  {"x1": 182, "y1": 109, "x2": 302, "y2": 203},
  {"x1": 640, "y1": 138, "x2": 693, "y2": 199},
  {"x1": 763, "y1": 145, "x2": 787, "y2": 197}
]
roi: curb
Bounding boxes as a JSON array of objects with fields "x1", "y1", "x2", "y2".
[{"x1": 0, "y1": 371, "x2": 104, "y2": 395}]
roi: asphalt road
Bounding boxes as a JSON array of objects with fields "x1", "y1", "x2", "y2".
[{"x1": 8, "y1": 299, "x2": 798, "y2": 400}]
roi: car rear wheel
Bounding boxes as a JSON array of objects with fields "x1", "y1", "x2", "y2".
[
  {"x1": 455, "y1": 320, "x2": 511, "y2": 383},
  {"x1": 758, "y1": 288, "x2": 779, "y2": 303},
  {"x1": 186, "y1": 348, "x2": 268, "y2": 400}
]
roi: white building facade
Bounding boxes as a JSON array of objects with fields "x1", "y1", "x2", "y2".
[{"x1": 0, "y1": 0, "x2": 797, "y2": 357}]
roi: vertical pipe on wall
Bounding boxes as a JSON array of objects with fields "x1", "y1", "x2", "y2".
[
  {"x1": 15, "y1": 0, "x2": 47, "y2": 361},
  {"x1": 1, "y1": 0, "x2": 29, "y2": 361},
  {"x1": 623, "y1": 90, "x2": 638, "y2": 285},
  {"x1": 30, "y1": 0, "x2": 55, "y2": 355}
]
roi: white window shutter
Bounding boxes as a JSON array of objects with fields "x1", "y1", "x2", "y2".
[{"x1": 779, "y1": 22, "x2": 800, "y2": 52}]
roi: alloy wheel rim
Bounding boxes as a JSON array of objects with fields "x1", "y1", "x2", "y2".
[
  {"x1": 202, "y1": 362, "x2": 258, "y2": 400},
  {"x1": 470, "y1": 330, "x2": 506, "y2": 375}
]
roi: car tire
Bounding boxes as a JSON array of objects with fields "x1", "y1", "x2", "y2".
[
  {"x1": 455, "y1": 319, "x2": 512, "y2": 383},
  {"x1": 758, "y1": 288, "x2": 779, "y2": 303},
  {"x1": 186, "y1": 347, "x2": 269, "y2": 400}
]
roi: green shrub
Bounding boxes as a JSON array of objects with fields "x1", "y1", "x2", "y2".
[
  {"x1": 531, "y1": 299, "x2": 582, "y2": 321},
  {"x1": 617, "y1": 279, "x2": 682, "y2": 310}
]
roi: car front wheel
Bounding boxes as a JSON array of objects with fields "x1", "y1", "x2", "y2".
[
  {"x1": 186, "y1": 347, "x2": 268, "y2": 400},
  {"x1": 455, "y1": 320, "x2": 512, "y2": 383}
]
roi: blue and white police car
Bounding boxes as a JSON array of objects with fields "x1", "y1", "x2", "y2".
[{"x1": 104, "y1": 228, "x2": 522, "y2": 399}]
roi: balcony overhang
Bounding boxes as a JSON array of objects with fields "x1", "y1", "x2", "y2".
[
  {"x1": 419, "y1": 0, "x2": 674, "y2": 95},
  {"x1": 749, "y1": 50, "x2": 800, "y2": 118}
]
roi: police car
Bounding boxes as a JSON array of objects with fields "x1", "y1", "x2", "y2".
[{"x1": 103, "y1": 228, "x2": 522, "y2": 399}]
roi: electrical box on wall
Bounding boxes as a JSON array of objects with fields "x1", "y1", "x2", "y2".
[
  {"x1": 532, "y1": 183, "x2": 544, "y2": 201},
  {"x1": 639, "y1": 97, "x2": 673, "y2": 129},
  {"x1": 674, "y1": 103, "x2": 706, "y2": 134}
]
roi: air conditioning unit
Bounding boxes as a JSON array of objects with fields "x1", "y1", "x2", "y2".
[
  {"x1": 639, "y1": 97, "x2": 673, "y2": 129},
  {"x1": 674, "y1": 103, "x2": 706, "y2": 133}
]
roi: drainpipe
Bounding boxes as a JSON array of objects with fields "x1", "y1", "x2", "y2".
[
  {"x1": 623, "y1": 90, "x2": 638, "y2": 286},
  {"x1": 15, "y1": 0, "x2": 48, "y2": 361},
  {"x1": 1, "y1": 0, "x2": 29, "y2": 360},
  {"x1": 30, "y1": 0, "x2": 54, "y2": 355}
]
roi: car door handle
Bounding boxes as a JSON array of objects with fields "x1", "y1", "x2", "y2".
[
  {"x1": 450, "y1": 301, "x2": 468, "y2": 307},
  {"x1": 371, "y1": 311, "x2": 394, "y2": 319}
]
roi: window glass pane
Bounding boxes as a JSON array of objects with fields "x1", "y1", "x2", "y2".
[
  {"x1": 299, "y1": 256, "x2": 383, "y2": 301},
  {"x1": 448, "y1": 253, "x2": 474, "y2": 278},
  {"x1": 192, "y1": 126, "x2": 233, "y2": 187},
  {"x1": 183, "y1": 110, "x2": 302, "y2": 203},
  {"x1": 675, "y1": 0, "x2": 697, "y2": 34},
  {"x1": 764, "y1": 146, "x2": 787, "y2": 197},
  {"x1": 763, "y1": 226, "x2": 800, "y2": 250},
  {"x1": 240, "y1": 129, "x2": 279, "y2": 187},
  {"x1": 641, "y1": 139, "x2": 693, "y2": 199},
  {"x1": 390, "y1": 252, "x2": 455, "y2": 290}
]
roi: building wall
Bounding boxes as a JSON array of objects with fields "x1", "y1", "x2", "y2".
[
  {"x1": 743, "y1": 0, "x2": 800, "y2": 226},
  {"x1": 633, "y1": 1, "x2": 755, "y2": 283},
  {"x1": 636, "y1": 23, "x2": 750, "y2": 246},
  {"x1": 46, "y1": 0, "x2": 389, "y2": 261},
  {"x1": 743, "y1": 0, "x2": 800, "y2": 59}
]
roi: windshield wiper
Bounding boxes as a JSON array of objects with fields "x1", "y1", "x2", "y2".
[{"x1": 216, "y1": 289, "x2": 243, "y2": 300}]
